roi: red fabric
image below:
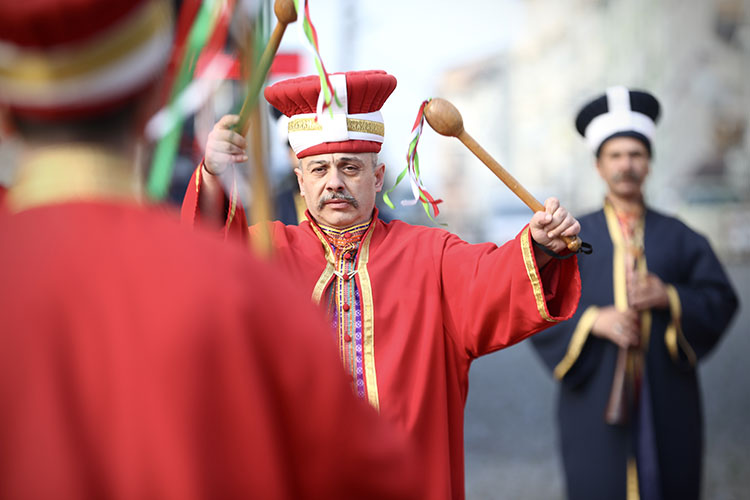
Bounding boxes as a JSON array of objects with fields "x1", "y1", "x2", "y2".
[
  {"x1": 181, "y1": 170, "x2": 582, "y2": 500},
  {"x1": 263, "y1": 70, "x2": 396, "y2": 158},
  {"x1": 296, "y1": 139, "x2": 384, "y2": 157},
  {"x1": 0, "y1": 0, "x2": 144, "y2": 48},
  {"x1": 0, "y1": 201, "x2": 422, "y2": 499},
  {"x1": 264, "y1": 70, "x2": 396, "y2": 117}
]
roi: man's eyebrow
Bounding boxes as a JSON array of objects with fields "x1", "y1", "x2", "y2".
[
  {"x1": 336, "y1": 156, "x2": 366, "y2": 166},
  {"x1": 306, "y1": 159, "x2": 331, "y2": 167}
]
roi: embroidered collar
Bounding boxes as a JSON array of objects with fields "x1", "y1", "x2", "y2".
[{"x1": 317, "y1": 219, "x2": 372, "y2": 250}]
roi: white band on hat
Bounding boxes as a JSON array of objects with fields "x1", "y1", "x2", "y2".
[
  {"x1": 584, "y1": 85, "x2": 656, "y2": 152},
  {"x1": 287, "y1": 111, "x2": 385, "y2": 155},
  {"x1": 285, "y1": 72, "x2": 386, "y2": 155}
]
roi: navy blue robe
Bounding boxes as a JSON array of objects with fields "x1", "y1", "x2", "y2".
[{"x1": 531, "y1": 205, "x2": 738, "y2": 500}]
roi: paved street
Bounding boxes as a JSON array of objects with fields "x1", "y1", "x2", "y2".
[{"x1": 464, "y1": 264, "x2": 749, "y2": 500}]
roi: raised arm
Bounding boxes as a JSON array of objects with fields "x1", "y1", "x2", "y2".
[{"x1": 181, "y1": 115, "x2": 253, "y2": 240}]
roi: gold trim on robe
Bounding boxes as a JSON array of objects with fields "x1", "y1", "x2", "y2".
[
  {"x1": 554, "y1": 306, "x2": 600, "y2": 379},
  {"x1": 604, "y1": 202, "x2": 629, "y2": 313},
  {"x1": 627, "y1": 456, "x2": 640, "y2": 500},
  {"x1": 604, "y1": 201, "x2": 653, "y2": 347},
  {"x1": 308, "y1": 218, "x2": 380, "y2": 410},
  {"x1": 664, "y1": 285, "x2": 697, "y2": 366},
  {"x1": 520, "y1": 226, "x2": 558, "y2": 323},
  {"x1": 357, "y1": 227, "x2": 380, "y2": 410},
  {"x1": 309, "y1": 222, "x2": 337, "y2": 305}
]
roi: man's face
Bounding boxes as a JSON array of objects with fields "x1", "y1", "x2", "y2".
[
  {"x1": 596, "y1": 136, "x2": 650, "y2": 200},
  {"x1": 295, "y1": 152, "x2": 385, "y2": 228}
]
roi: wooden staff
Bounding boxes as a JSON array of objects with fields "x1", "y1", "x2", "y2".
[
  {"x1": 605, "y1": 251, "x2": 645, "y2": 425},
  {"x1": 235, "y1": 0, "x2": 297, "y2": 135},
  {"x1": 423, "y1": 98, "x2": 583, "y2": 253},
  {"x1": 604, "y1": 347, "x2": 631, "y2": 424}
]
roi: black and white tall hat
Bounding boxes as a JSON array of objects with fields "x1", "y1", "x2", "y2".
[{"x1": 575, "y1": 86, "x2": 661, "y2": 156}]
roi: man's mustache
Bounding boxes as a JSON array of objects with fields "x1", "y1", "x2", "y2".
[
  {"x1": 318, "y1": 192, "x2": 359, "y2": 209},
  {"x1": 612, "y1": 171, "x2": 642, "y2": 182}
]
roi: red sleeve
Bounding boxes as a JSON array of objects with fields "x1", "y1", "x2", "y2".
[
  {"x1": 180, "y1": 161, "x2": 250, "y2": 243},
  {"x1": 439, "y1": 224, "x2": 581, "y2": 358}
]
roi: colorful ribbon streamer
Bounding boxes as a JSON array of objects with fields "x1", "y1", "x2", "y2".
[
  {"x1": 383, "y1": 99, "x2": 443, "y2": 219},
  {"x1": 146, "y1": 0, "x2": 233, "y2": 200},
  {"x1": 293, "y1": 0, "x2": 339, "y2": 117}
]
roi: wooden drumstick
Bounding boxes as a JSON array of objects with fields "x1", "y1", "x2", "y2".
[
  {"x1": 235, "y1": 0, "x2": 297, "y2": 135},
  {"x1": 423, "y1": 97, "x2": 583, "y2": 253}
]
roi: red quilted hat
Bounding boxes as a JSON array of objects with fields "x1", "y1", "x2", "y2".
[
  {"x1": 264, "y1": 70, "x2": 397, "y2": 158},
  {"x1": 0, "y1": 0, "x2": 173, "y2": 120}
]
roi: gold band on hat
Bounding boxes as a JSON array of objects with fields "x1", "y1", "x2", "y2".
[{"x1": 288, "y1": 117, "x2": 385, "y2": 137}]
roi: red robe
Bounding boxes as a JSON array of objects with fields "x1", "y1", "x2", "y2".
[
  {"x1": 183, "y1": 166, "x2": 582, "y2": 500},
  {"x1": 0, "y1": 149, "x2": 421, "y2": 500}
]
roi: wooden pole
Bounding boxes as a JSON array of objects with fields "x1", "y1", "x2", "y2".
[
  {"x1": 423, "y1": 97, "x2": 582, "y2": 253},
  {"x1": 238, "y1": 0, "x2": 296, "y2": 256}
]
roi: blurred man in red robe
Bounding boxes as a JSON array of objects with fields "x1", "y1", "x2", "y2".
[
  {"x1": 0, "y1": 2, "x2": 421, "y2": 498},
  {"x1": 183, "y1": 70, "x2": 584, "y2": 500}
]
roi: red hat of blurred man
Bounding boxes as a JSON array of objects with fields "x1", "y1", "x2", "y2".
[
  {"x1": 0, "y1": 0, "x2": 173, "y2": 120},
  {"x1": 264, "y1": 70, "x2": 397, "y2": 158}
]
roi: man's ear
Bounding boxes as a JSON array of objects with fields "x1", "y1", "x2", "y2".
[
  {"x1": 294, "y1": 167, "x2": 305, "y2": 197},
  {"x1": 374, "y1": 162, "x2": 385, "y2": 192}
]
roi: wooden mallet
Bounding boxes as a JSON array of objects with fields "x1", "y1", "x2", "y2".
[{"x1": 423, "y1": 97, "x2": 583, "y2": 253}]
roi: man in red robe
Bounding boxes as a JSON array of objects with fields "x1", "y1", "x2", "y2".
[
  {"x1": 0, "y1": 2, "x2": 421, "y2": 498},
  {"x1": 183, "y1": 70, "x2": 584, "y2": 500}
]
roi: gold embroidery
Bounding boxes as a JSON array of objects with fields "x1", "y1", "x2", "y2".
[
  {"x1": 288, "y1": 118, "x2": 322, "y2": 132},
  {"x1": 520, "y1": 226, "x2": 556, "y2": 322},
  {"x1": 346, "y1": 118, "x2": 385, "y2": 136},
  {"x1": 308, "y1": 219, "x2": 380, "y2": 410},
  {"x1": 554, "y1": 306, "x2": 600, "y2": 379},
  {"x1": 357, "y1": 227, "x2": 380, "y2": 411},
  {"x1": 288, "y1": 117, "x2": 385, "y2": 137}
]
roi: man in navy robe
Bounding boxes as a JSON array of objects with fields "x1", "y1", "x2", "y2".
[{"x1": 531, "y1": 86, "x2": 739, "y2": 500}]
